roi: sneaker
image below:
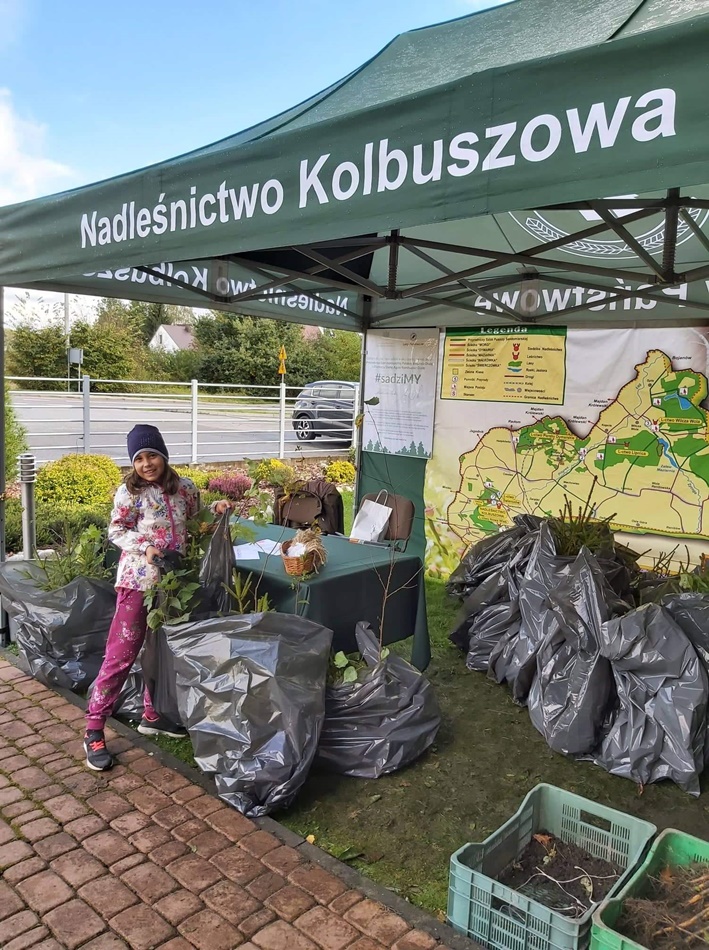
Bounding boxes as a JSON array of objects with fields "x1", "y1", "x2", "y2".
[
  {"x1": 137, "y1": 715, "x2": 187, "y2": 739},
  {"x1": 83, "y1": 730, "x2": 113, "y2": 771}
]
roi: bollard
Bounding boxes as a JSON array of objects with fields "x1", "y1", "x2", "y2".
[{"x1": 18, "y1": 453, "x2": 37, "y2": 561}]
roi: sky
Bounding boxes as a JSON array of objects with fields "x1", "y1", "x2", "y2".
[{"x1": 0, "y1": 0, "x2": 506, "y2": 320}]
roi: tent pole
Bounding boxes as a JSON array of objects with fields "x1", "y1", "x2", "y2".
[
  {"x1": 353, "y1": 297, "x2": 371, "y2": 510},
  {"x1": 0, "y1": 288, "x2": 7, "y2": 645}
]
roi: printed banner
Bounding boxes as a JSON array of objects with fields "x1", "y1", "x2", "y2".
[
  {"x1": 363, "y1": 329, "x2": 438, "y2": 458},
  {"x1": 425, "y1": 326, "x2": 709, "y2": 576}
]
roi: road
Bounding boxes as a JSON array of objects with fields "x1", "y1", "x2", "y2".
[{"x1": 10, "y1": 391, "x2": 351, "y2": 464}]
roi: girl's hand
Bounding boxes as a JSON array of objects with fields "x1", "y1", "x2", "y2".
[
  {"x1": 146, "y1": 545, "x2": 162, "y2": 564},
  {"x1": 214, "y1": 500, "x2": 234, "y2": 515}
]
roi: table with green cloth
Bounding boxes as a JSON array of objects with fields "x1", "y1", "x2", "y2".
[{"x1": 232, "y1": 522, "x2": 430, "y2": 671}]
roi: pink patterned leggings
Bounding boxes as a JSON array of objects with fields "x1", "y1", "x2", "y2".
[{"x1": 86, "y1": 587, "x2": 156, "y2": 731}]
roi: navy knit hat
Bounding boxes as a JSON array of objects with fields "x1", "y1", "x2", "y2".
[{"x1": 127, "y1": 425, "x2": 169, "y2": 465}]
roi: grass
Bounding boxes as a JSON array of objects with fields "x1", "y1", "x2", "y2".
[{"x1": 341, "y1": 488, "x2": 354, "y2": 535}]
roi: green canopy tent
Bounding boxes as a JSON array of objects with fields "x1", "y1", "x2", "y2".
[{"x1": 3, "y1": 0, "x2": 709, "y2": 560}]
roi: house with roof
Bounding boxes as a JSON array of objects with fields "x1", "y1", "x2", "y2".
[{"x1": 148, "y1": 324, "x2": 196, "y2": 353}]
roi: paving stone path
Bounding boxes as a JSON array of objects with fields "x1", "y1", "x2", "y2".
[{"x1": 0, "y1": 659, "x2": 462, "y2": 950}]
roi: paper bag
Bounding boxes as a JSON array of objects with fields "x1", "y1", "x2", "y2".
[{"x1": 350, "y1": 491, "x2": 392, "y2": 542}]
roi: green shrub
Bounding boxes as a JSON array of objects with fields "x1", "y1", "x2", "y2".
[
  {"x1": 36, "y1": 454, "x2": 121, "y2": 507},
  {"x1": 35, "y1": 524, "x2": 113, "y2": 591},
  {"x1": 4, "y1": 499, "x2": 22, "y2": 553},
  {"x1": 38, "y1": 503, "x2": 112, "y2": 547},
  {"x1": 4, "y1": 386, "x2": 28, "y2": 482},
  {"x1": 172, "y1": 465, "x2": 211, "y2": 490},
  {"x1": 4, "y1": 499, "x2": 112, "y2": 555},
  {"x1": 324, "y1": 460, "x2": 355, "y2": 485},
  {"x1": 200, "y1": 490, "x2": 222, "y2": 509},
  {"x1": 246, "y1": 458, "x2": 296, "y2": 488}
]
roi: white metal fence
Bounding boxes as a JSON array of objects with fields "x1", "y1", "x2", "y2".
[{"x1": 7, "y1": 376, "x2": 359, "y2": 466}]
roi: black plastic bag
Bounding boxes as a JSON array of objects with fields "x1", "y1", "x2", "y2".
[
  {"x1": 316, "y1": 622, "x2": 441, "y2": 778},
  {"x1": 141, "y1": 629, "x2": 183, "y2": 726},
  {"x1": 165, "y1": 612, "x2": 332, "y2": 817},
  {"x1": 595, "y1": 603, "x2": 708, "y2": 795},
  {"x1": 0, "y1": 562, "x2": 115, "y2": 691},
  {"x1": 198, "y1": 511, "x2": 235, "y2": 615},
  {"x1": 527, "y1": 549, "x2": 620, "y2": 756}
]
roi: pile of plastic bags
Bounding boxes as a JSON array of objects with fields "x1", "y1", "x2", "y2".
[
  {"x1": 0, "y1": 561, "x2": 115, "y2": 691},
  {"x1": 1, "y1": 511, "x2": 442, "y2": 817},
  {"x1": 449, "y1": 518, "x2": 709, "y2": 795}
]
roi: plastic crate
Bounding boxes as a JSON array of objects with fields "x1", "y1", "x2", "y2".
[
  {"x1": 448, "y1": 784, "x2": 656, "y2": 950},
  {"x1": 590, "y1": 828, "x2": 709, "y2": 950}
]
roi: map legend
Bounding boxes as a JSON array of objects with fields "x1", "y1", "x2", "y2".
[{"x1": 441, "y1": 326, "x2": 567, "y2": 404}]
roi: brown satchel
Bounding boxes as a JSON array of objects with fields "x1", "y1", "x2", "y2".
[{"x1": 273, "y1": 478, "x2": 344, "y2": 534}]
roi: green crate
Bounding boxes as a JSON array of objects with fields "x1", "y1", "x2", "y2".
[
  {"x1": 591, "y1": 828, "x2": 709, "y2": 950},
  {"x1": 448, "y1": 784, "x2": 656, "y2": 950}
]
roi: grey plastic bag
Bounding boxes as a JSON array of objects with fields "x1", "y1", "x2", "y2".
[
  {"x1": 165, "y1": 612, "x2": 332, "y2": 817},
  {"x1": 0, "y1": 562, "x2": 115, "y2": 691},
  {"x1": 141, "y1": 629, "x2": 183, "y2": 726},
  {"x1": 463, "y1": 599, "x2": 521, "y2": 673},
  {"x1": 450, "y1": 571, "x2": 510, "y2": 655},
  {"x1": 527, "y1": 549, "x2": 620, "y2": 756},
  {"x1": 596, "y1": 603, "x2": 708, "y2": 795},
  {"x1": 450, "y1": 520, "x2": 541, "y2": 666},
  {"x1": 662, "y1": 592, "x2": 709, "y2": 669},
  {"x1": 447, "y1": 515, "x2": 542, "y2": 601},
  {"x1": 488, "y1": 524, "x2": 575, "y2": 703},
  {"x1": 316, "y1": 622, "x2": 441, "y2": 778}
]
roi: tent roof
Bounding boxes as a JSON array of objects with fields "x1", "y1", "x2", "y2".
[{"x1": 3, "y1": 0, "x2": 709, "y2": 331}]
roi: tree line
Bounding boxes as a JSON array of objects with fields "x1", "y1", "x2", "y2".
[{"x1": 6, "y1": 297, "x2": 362, "y2": 392}]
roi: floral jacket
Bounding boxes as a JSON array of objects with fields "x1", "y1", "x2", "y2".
[{"x1": 108, "y1": 478, "x2": 200, "y2": 591}]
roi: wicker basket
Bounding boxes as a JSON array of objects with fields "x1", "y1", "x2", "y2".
[{"x1": 281, "y1": 541, "x2": 317, "y2": 576}]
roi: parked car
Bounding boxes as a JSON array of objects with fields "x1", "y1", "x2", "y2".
[{"x1": 292, "y1": 380, "x2": 357, "y2": 443}]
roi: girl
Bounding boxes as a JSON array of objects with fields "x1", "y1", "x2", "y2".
[{"x1": 84, "y1": 424, "x2": 232, "y2": 771}]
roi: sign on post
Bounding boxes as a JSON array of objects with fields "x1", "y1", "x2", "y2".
[{"x1": 278, "y1": 344, "x2": 287, "y2": 375}]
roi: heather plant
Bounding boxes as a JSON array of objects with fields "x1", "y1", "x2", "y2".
[{"x1": 207, "y1": 473, "x2": 253, "y2": 500}]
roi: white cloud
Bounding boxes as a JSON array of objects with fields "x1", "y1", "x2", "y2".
[{"x1": 0, "y1": 88, "x2": 74, "y2": 205}]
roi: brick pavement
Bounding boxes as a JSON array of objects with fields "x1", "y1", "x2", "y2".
[{"x1": 0, "y1": 659, "x2": 462, "y2": 950}]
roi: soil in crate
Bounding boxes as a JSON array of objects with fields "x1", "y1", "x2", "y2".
[
  {"x1": 498, "y1": 831, "x2": 621, "y2": 918},
  {"x1": 617, "y1": 863, "x2": 709, "y2": 949}
]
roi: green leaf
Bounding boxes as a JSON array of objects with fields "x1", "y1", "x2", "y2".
[
  {"x1": 364, "y1": 396, "x2": 379, "y2": 406},
  {"x1": 379, "y1": 647, "x2": 390, "y2": 659},
  {"x1": 342, "y1": 666, "x2": 358, "y2": 683},
  {"x1": 333, "y1": 651, "x2": 349, "y2": 669},
  {"x1": 170, "y1": 613, "x2": 192, "y2": 625},
  {"x1": 338, "y1": 846, "x2": 364, "y2": 863}
]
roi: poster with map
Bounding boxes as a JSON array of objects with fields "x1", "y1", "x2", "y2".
[{"x1": 424, "y1": 326, "x2": 709, "y2": 576}]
